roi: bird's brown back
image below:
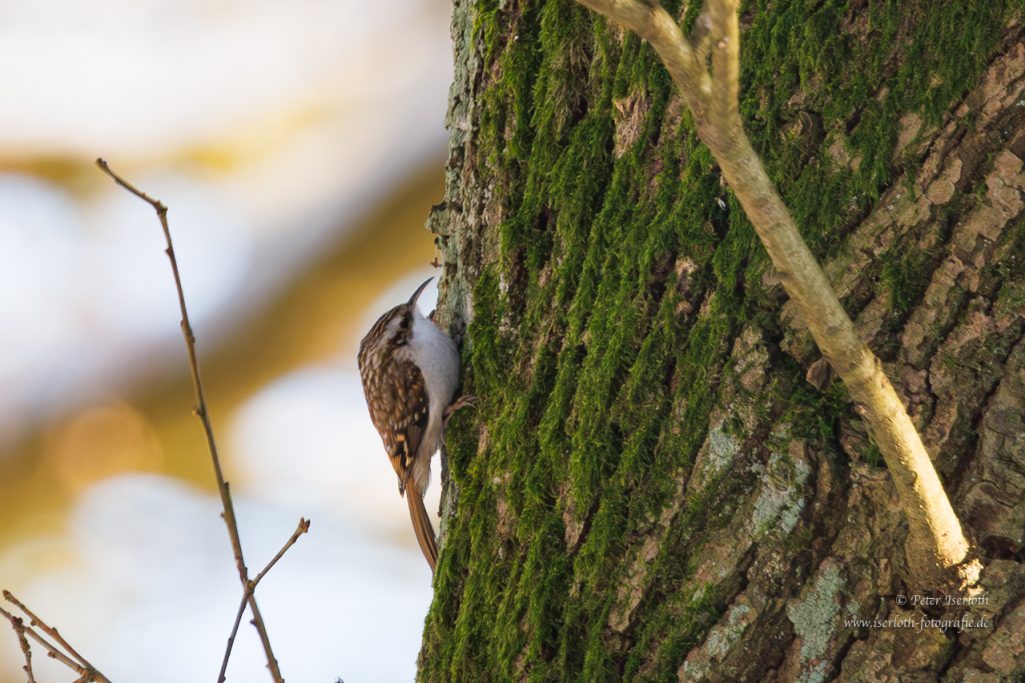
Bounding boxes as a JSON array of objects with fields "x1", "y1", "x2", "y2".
[{"x1": 358, "y1": 305, "x2": 430, "y2": 494}]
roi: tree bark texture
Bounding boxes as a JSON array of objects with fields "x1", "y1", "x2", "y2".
[
  {"x1": 426, "y1": 1, "x2": 1025, "y2": 681},
  {"x1": 575, "y1": 0, "x2": 970, "y2": 588}
]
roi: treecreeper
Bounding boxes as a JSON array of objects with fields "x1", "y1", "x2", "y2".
[{"x1": 358, "y1": 277, "x2": 473, "y2": 572}]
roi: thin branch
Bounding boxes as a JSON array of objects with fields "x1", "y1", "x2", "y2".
[
  {"x1": 9, "y1": 615, "x2": 34, "y2": 683},
  {"x1": 4, "y1": 590, "x2": 89, "y2": 670},
  {"x1": 218, "y1": 518, "x2": 310, "y2": 683},
  {"x1": 219, "y1": 598, "x2": 252, "y2": 683},
  {"x1": 252, "y1": 518, "x2": 311, "y2": 588},
  {"x1": 95, "y1": 158, "x2": 287, "y2": 681},
  {"x1": 25, "y1": 630, "x2": 89, "y2": 679},
  {"x1": 0, "y1": 601, "x2": 108, "y2": 683}
]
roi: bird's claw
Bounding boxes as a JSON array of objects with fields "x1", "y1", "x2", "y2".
[{"x1": 444, "y1": 395, "x2": 480, "y2": 425}]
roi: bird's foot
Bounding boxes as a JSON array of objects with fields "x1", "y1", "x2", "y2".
[{"x1": 444, "y1": 395, "x2": 479, "y2": 426}]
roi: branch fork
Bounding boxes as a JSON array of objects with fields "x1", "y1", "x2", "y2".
[{"x1": 96, "y1": 158, "x2": 311, "y2": 680}]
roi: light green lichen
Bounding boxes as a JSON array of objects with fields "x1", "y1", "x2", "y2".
[
  {"x1": 752, "y1": 441, "x2": 812, "y2": 537},
  {"x1": 704, "y1": 422, "x2": 743, "y2": 476},
  {"x1": 786, "y1": 561, "x2": 846, "y2": 683}
]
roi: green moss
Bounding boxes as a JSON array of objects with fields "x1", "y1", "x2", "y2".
[
  {"x1": 786, "y1": 382, "x2": 846, "y2": 444},
  {"x1": 862, "y1": 442, "x2": 884, "y2": 468},
  {"x1": 419, "y1": 0, "x2": 1018, "y2": 680},
  {"x1": 620, "y1": 583, "x2": 722, "y2": 681},
  {"x1": 880, "y1": 244, "x2": 932, "y2": 316}
]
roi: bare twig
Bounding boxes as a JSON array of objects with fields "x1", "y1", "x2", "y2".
[
  {"x1": 4, "y1": 590, "x2": 90, "y2": 671},
  {"x1": 1, "y1": 599, "x2": 110, "y2": 683},
  {"x1": 218, "y1": 518, "x2": 310, "y2": 683},
  {"x1": 96, "y1": 158, "x2": 295, "y2": 680},
  {"x1": 219, "y1": 595, "x2": 253, "y2": 683},
  {"x1": 252, "y1": 518, "x2": 312, "y2": 588},
  {"x1": 573, "y1": 0, "x2": 970, "y2": 586},
  {"x1": 8, "y1": 614, "x2": 35, "y2": 683},
  {"x1": 25, "y1": 631, "x2": 87, "y2": 678}
]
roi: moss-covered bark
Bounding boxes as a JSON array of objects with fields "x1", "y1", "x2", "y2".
[{"x1": 425, "y1": 1, "x2": 1025, "y2": 680}]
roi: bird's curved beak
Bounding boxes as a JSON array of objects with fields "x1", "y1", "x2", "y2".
[{"x1": 407, "y1": 277, "x2": 434, "y2": 307}]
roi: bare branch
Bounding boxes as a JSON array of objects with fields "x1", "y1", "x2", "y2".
[
  {"x1": 4, "y1": 590, "x2": 90, "y2": 671},
  {"x1": 8, "y1": 614, "x2": 35, "y2": 683},
  {"x1": 95, "y1": 158, "x2": 289, "y2": 681},
  {"x1": 690, "y1": 7, "x2": 714, "y2": 64},
  {"x1": 575, "y1": 0, "x2": 667, "y2": 39},
  {"x1": 218, "y1": 518, "x2": 310, "y2": 683},
  {"x1": 0, "y1": 600, "x2": 109, "y2": 683},
  {"x1": 26, "y1": 630, "x2": 89, "y2": 679},
  {"x1": 252, "y1": 518, "x2": 311, "y2": 589},
  {"x1": 705, "y1": 0, "x2": 740, "y2": 127},
  {"x1": 219, "y1": 598, "x2": 252, "y2": 683},
  {"x1": 575, "y1": 0, "x2": 712, "y2": 111}
]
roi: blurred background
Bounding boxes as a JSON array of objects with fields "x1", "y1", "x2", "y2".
[{"x1": 0, "y1": 0, "x2": 453, "y2": 680}]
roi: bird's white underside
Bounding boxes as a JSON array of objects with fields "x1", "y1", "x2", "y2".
[{"x1": 398, "y1": 309, "x2": 460, "y2": 494}]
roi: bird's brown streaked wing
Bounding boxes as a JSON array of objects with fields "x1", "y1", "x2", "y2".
[{"x1": 374, "y1": 359, "x2": 428, "y2": 492}]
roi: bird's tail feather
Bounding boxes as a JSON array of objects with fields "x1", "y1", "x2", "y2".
[{"x1": 407, "y1": 488, "x2": 438, "y2": 572}]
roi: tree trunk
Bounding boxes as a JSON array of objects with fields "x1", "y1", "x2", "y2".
[{"x1": 425, "y1": 1, "x2": 1025, "y2": 680}]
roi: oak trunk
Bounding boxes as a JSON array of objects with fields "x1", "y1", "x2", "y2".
[{"x1": 425, "y1": 1, "x2": 1025, "y2": 680}]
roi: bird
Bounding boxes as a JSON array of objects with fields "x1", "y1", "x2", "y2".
[{"x1": 357, "y1": 276, "x2": 467, "y2": 572}]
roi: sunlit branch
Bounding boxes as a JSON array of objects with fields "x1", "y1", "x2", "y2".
[
  {"x1": 705, "y1": 0, "x2": 740, "y2": 128},
  {"x1": 571, "y1": 0, "x2": 971, "y2": 587}
]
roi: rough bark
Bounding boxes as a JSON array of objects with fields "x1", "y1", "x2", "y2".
[
  {"x1": 426, "y1": 1, "x2": 1025, "y2": 680},
  {"x1": 573, "y1": 0, "x2": 970, "y2": 588}
]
